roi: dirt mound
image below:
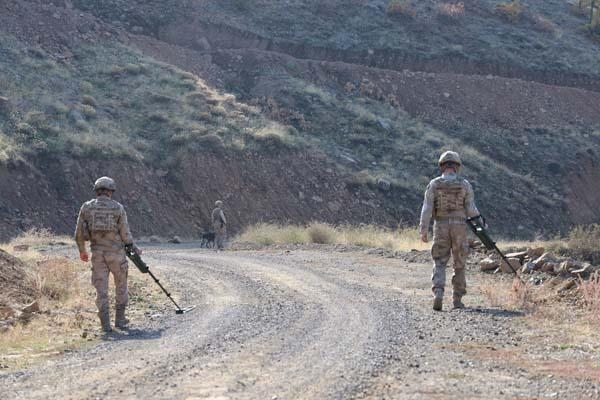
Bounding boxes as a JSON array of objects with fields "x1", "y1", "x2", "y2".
[{"x1": 0, "y1": 249, "x2": 35, "y2": 308}]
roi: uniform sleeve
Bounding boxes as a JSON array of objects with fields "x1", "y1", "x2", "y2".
[
  {"x1": 74, "y1": 205, "x2": 87, "y2": 254},
  {"x1": 464, "y1": 180, "x2": 480, "y2": 218},
  {"x1": 220, "y1": 210, "x2": 227, "y2": 225},
  {"x1": 117, "y1": 206, "x2": 134, "y2": 245},
  {"x1": 419, "y1": 182, "x2": 435, "y2": 235}
]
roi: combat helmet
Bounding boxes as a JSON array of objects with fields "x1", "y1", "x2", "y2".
[
  {"x1": 94, "y1": 176, "x2": 116, "y2": 192},
  {"x1": 215, "y1": 200, "x2": 223, "y2": 207},
  {"x1": 438, "y1": 151, "x2": 462, "y2": 169}
]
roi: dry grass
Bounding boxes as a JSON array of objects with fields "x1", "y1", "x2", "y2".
[
  {"x1": 565, "y1": 224, "x2": 600, "y2": 264},
  {"x1": 478, "y1": 278, "x2": 535, "y2": 311},
  {"x1": 578, "y1": 273, "x2": 600, "y2": 321},
  {"x1": 472, "y1": 275, "x2": 600, "y2": 381},
  {"x1": 2, "y1": 228, "x2": 72, "y2": 249},
  {"x1": 495, "y1": 0, "x2": 523, "y2": 22},
  {"x1": 386, "y1": 0, "x2": 417, "y2": 18},
  {"x1": 236, "y1": 223, "x2": 429, "y2": 251},
  {"x1": 532, "y1": 14, "x2": 561, "y2": 36},
  {"x1": 0, "y1": 228, "x2": 72, "y2": 267},
  {"x1": 0, "y1": 231, "x2": 166, "y2": 369},
  {"x1": 436, "y1": 2, "x2": 465, "y2": 21}
]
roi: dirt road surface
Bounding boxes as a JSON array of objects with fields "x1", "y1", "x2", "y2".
[{"x1": 1, "y1": 246, "x2": 598, "y2": 399}]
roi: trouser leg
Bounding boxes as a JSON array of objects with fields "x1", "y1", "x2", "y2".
[
  {"x1": 215, "y1": 227, "x2": 226, "y2": 249},
  {"x1": 107, "y1": 252, "x2": 129, "y2": 309},
  {"x1": 107, "y1": 252, "x2": 129, "y2": 328},
  {"x1": 450, "y1": 224, "x2": 468, "y2": 299},
  {"x1": 431, "y1": 222, "x2": 452, "y2": 297},
  {"x1": 91, "y1": 252, "x2": 111, "y2": 332}
]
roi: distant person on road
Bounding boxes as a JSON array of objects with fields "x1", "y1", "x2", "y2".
[
  {"x1": 75, "y1": 177, "x2": 141, "y2": 332},
  {"x1": 212, "y1": 200, "x2": 227, "y2": 250},
  {"x1": 419, "y1": 151, "x2": 481, "y2": 311}
]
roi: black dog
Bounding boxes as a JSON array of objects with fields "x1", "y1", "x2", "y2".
[{"x1": 200, "y1": 230, "x2": 216, "y2": 248}]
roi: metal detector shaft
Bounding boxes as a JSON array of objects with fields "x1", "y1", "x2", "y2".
[
  {"x1": 145, "y1": 269, "x2": 185, "y2": 313},
  {"x1": 125, "y1": 245, "x2": 195, "y2": 314},
  {"x1": 466, "y1": 216, "x2": 523, "y2": 280}
]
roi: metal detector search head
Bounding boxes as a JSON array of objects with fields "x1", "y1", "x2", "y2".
[{"x1": 176, "y1": 305, "x2": 197, "y2": 314}]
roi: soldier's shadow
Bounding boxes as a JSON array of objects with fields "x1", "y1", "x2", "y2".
[
  {"x1": 462, "y1": 307, "x2": 525, "y2": 318},
  {"x1": 102, "y1": 328, "x2": 164, "y2": 341}
]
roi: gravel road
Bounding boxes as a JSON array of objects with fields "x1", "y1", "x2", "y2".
[{"x1": 1, "y1": 246, "x2": 598, "y2": 399}]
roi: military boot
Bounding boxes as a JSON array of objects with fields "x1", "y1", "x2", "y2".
[
  {"x1": 115, "y1": 306, "x2": 129, "y2": 329},
  {"x1": 99, "y1": 308, "x2": 112, "y2": 333},
  {"x1": 453, "y1": 296, "x2": 465, "y2": 309},
  {"x1": 433, "y1": 289, "x2": 443, "y2": 311}
]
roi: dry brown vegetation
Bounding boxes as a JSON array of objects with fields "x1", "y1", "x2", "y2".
[
  {"x1": 236, "y1": 223, "x2": 428, "y2": 251},
  {"x1": 436, "y1": 2, "x2": 465, "y2": 21},
  {"x1": 386, "y1": 0, "x2": 417, "y2": 18},
  {"x1": 0, "y1": 230, "x2": 165, "y2": 369},
  {"x1": 495, "y1": 0, "x2": 523, "y2": 22},
  {"x1": 471, "y1": 273, "x2": 600, "y2": 382}
]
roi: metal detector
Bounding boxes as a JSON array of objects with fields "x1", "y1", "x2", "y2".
[
  {"x1": 125, "y1": 245, "x2": 197, "y2": 314},
  {"x1": 466, "y1": 215, "x2": 524, "y2": 283}
]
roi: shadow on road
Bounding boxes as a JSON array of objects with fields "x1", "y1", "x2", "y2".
[
  {"x1": 102, "y1": 328, "x2": 164, "y2": 341},
  {"x1": 463, "y1": 308, "x2": 525, "y2": 318}
]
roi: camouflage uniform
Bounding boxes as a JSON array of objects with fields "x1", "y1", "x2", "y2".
[
  {"x1": 419, "y1": 152, "x2": 480, "y2": 310},
  {"x1": 211, "y1": 200, "x2": 227, "y2": 250},
  {"x1": 75, "y1": 177, "x2": 136, "y2": 332}
]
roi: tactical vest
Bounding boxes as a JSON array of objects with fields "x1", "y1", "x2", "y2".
[
  {"x1": 433, "y1": 180, "x2": 467, "y2": 219},
  {"x1": 88, "y1": 199, "x2": 120, "y2": 233}
]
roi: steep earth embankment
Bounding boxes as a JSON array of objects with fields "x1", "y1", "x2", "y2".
[
  {"x1": 0, "y1": 0, "x2": 599, "y2": 241},
  {"x1": 0, "y1": 152, "x2": 405, "y2": 241}
]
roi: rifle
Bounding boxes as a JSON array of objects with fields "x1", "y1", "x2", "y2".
[
  {"x1": 125, "y1": 245, "x2": 196, "y2": 314},
  {"x1": 466, "y1": 216, "x2": 524, "y2": 283}
]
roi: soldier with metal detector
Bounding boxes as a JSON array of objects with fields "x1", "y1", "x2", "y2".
[
  {"x1": 419, "y1": 151, "x2": 483, "y2": 311},
  {"x1": 75, "y1": 177, "x2": 142, "y2": 332}
]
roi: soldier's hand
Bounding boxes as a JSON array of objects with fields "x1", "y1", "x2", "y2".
[
  {"x1": 420, "y1": 233, "x2": 428, "y2": 243},
  {"x1": 133, "y1": 245, "x2": 142, "y2": 255},
  {"x1": 80, "y1": 252, "x2": 89, "y2": 262}
]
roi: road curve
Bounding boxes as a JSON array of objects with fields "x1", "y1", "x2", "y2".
[{"x1": 1, "y1": 247, "x2": 594, "y2": 399}]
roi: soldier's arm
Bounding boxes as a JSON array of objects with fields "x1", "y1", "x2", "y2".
[
  {"x1": 74, "y1": 205, "x2": 87, "y2": 254},
  {"x1": 117, "y1": 206, "x2": 135, "y2": 246},
  {"x1": 220, "y1": 210, "x2": 227, "y2": 225},
  {"x1": 464, "y1": 180, "x2": 480, "y2": 218},
  {"x1": 419, "y1": 182, "x2": 435, "y2": 236}
]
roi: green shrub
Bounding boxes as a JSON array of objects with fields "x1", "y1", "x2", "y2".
[
  {"x1": 148, "y1": 112, "x2": 169, "y2": 123},
  {"x1": 186, "y1": 91, "x2": 207, "y2": 106},
  {"x1": 124, "y1": 63, "x2": 143, "y2": 75},
  {"x1": 196, "y1": 133, "x2": 225, "y2": 151},
  {"x1": 191, "y1": 111, "x2": 213, "y2": 122},
  {"x1": 46, "y1": 101, "x2": 69, "y2": 116},
  {"x1": 81, "y1": 95, "x2": 97, "y2": 107},
  {"x1": 149, "y1": 93, "x2": 176, "y2": 104},
  {"x1": 74, "y1": 120, "x2": 90, "y2": 131},
  {"x1": 80, "y1": 81, "x2": 94, "y2": 93}
]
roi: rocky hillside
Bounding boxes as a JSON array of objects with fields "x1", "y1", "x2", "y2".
[{"x1": 0, "y1": 0, "x2": 599, "y2": 241}]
